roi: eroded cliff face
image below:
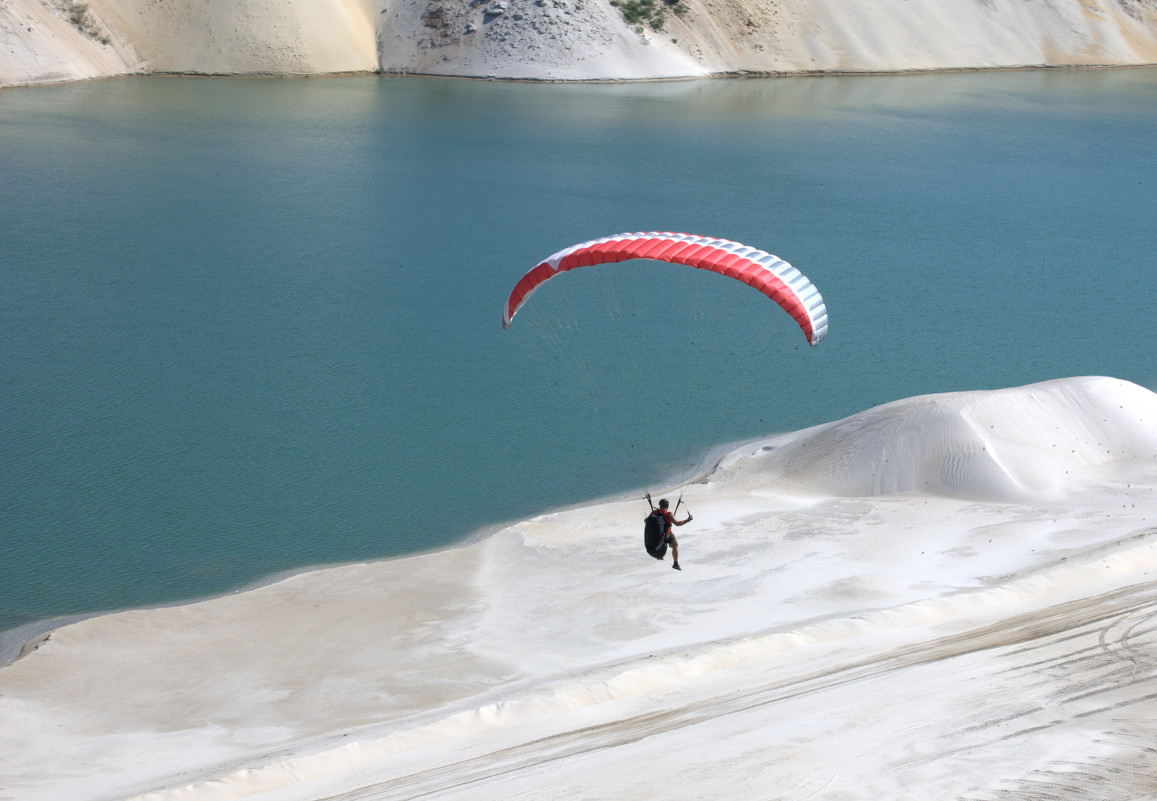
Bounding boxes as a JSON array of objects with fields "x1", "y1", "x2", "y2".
[
  {"x1": 0, "y1": 0, "x2": 381, "y2": 84},
  {"x1": 0, "y1": 0, "x2": 138, "y2": 84},
  {"x1": 3, "y1": 0, "x2": 1157, "y2": 86},
  {"x1": 376, "y1": 0, "x2": 705, "y2": 79},
  {"x1": 687, "y1": 0, "x2": 1157, "y2": 72},
  {"x1": 90, "y1": 0, "x2": 379, "y2": 74}
]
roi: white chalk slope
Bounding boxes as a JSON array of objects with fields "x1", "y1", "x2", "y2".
[
  {"x1": 4, "y1": 375, "x2": 1157, "y2": 800},
  {"x1": 3, "y1": 0, "x2": 1157, "y2": 85}
]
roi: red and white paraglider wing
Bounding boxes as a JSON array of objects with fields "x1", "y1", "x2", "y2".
[{"x1": 502, "y1": 232, "x2": 828, "y2": 346}]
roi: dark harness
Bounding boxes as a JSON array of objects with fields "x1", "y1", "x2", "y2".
[{"x1": 644, "y1": 509, "x2": 669, "y2": 559}]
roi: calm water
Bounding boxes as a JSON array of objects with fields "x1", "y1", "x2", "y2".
[{"x1": 2, "y1": 70, "x2": 1155, "y2": 639}]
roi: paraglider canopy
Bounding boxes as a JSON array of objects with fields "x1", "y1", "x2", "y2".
[{"x1": 502, "y1": 232, "x2": 828, "y2": 346}]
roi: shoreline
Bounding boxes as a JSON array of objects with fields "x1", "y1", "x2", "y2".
[
  {"x1": 0, "y1": 433, "x2": 743, "y2": 668},
  {"x1": 4, "y1": 61, "x2": 1156, "y2": 91}
]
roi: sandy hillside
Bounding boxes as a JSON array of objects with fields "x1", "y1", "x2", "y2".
[
  {"x1": 3, "y1": 0, "x2": 1156, "y2": 86},
  {"x1": 5, "y1": 376, "x2": 1157, "y2": 800}
]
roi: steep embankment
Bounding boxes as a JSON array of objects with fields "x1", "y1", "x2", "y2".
[
  {"x1": 0, "y1": 0, "x2": 137, "y2": 84},
  {"x1": 0, "y1": 0, "x2": 379, "y2": 85},
  {"x1": 4, "y1": 0, "x2": 1157, "y2": 86}
]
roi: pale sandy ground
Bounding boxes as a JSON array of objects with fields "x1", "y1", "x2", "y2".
[
  {"x1": 4, "y1": 375, "x2": 1157, "y2": 800},
  {"x1": 3, "y1": 0, "x2": 1157, "y2": 86}
]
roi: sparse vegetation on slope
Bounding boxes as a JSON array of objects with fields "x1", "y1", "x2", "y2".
[
  {"x1": 610, "y1": 0, "x2": 685, "y2": 30},
  {"x1": 66, "y1": 2, "x2": 111, "y2": 45}
]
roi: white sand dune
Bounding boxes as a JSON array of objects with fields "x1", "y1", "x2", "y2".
[
  {"x1": 4, "y1": 375, "x2": 1157, "y2": 800},
  {"x1": 3, "y1": 0, "x2": 1156, "y2": 86}
]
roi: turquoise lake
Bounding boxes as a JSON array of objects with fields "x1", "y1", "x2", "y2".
[{"x1": 2, "y1": 70, "x2": 1155, "y2": 641}]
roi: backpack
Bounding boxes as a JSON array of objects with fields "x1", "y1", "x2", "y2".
[{"x1": 644, "y1": 510, "x2": 668, "y2": 558}]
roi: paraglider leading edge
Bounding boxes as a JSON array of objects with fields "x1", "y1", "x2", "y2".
[{"x1": 501, "y1": 232, "x2": 828, "y2": 346}]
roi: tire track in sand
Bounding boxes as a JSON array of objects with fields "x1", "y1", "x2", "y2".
[{"x1": 319, "y1": 580, "x2": 1157, "y2": 800}]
